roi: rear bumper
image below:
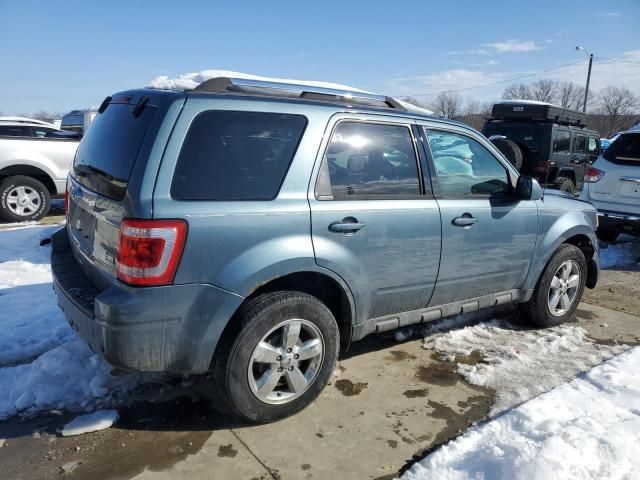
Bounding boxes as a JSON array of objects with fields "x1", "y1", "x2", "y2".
[
  {"x1": 51, "y1": 228, "x2": 244, "y2": 373},
  {"x1": 597, "y1": 209, "x2": 640, "y2": 236}
]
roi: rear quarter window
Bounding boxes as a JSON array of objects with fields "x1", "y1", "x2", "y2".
[
  {"x1": 171, "y1": 111, "x2": 307, "y2": 201},
  {"x1": 603, "y1": 133, "x2": 640, "y2": 166}
]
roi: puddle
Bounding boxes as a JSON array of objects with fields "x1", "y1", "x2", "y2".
[
  {"x1": 385, "y1": 350, "x2": 417, "y2": 362},
  {"x1": 415, "y1": 363, "x2": 458, "y2": 387},
  {"x1": 334, "y1": 379, "x2": 368, "y2": 396},
  {"x1": 387, "y1": 439, "x2": 398, "y2": 448},
  {"x1": 403, "y1": 389, "x2": 428, "y2": 399},
  {"x1": 301, "y1": 463, "x2": 311, "y2": 470},
  {"x1": 218, "y1": 444, "x2": 238, "y2": 458}
]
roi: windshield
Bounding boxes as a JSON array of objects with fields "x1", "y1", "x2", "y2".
[{"x1": 603, "y1": 133, "x2": 640, "y2": 166}]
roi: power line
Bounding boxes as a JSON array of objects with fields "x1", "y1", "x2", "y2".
[
  {"x1": 595, "y1": 56, "x2": 640, "y2": 65},
  {"x1": 401, "y1": 59, "x2": 586, "y2": 98}
]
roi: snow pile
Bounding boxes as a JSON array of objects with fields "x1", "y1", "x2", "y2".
[
  {"x1": 599, "y1": 236, "x2": 640, "y2": 269},
  {"x1": 402, "y1": 347, "x2": 640, "y2": 480},
  {"x1": 0, "y1": 225, "x2": 74, "y2": 366},
  {"x1": 148, "y1": 69, "x2": 434, "y2": 115},
  {"x1": 0, "y1": 225, "x2": 148, "y2": 419},
  {"x1": 429, "y1": 320, "x2": 628, "y2": 414},
  {"x1": 61, "y1": 409, "x2": 119, "y2": 436}
]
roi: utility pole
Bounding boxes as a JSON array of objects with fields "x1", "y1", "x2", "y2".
[{"x1": 576, "y1": 47, "x2": 593, "y2": 113}]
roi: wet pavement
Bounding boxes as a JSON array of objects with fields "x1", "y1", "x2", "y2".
[{"x1": 1, "y1": 301, "x2": 638, "y2": 480}]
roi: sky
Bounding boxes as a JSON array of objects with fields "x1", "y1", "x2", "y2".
[{"x1": 0, "y1": 0, "x2": 639, "y2": 114}]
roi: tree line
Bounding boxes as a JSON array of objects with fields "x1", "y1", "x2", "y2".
[{"x1": 404, "y1": 79, "x2": 639, "y2": 136}]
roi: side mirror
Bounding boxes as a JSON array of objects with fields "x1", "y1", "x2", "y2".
[{"x1": 515, "y1": 176, "x2": 543, "y2": 201}]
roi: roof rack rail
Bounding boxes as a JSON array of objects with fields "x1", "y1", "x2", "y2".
[{"x1": 192, "y1": 77, "x2": 406, "y2": 111}]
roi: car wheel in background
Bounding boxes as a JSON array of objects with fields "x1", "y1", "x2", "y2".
[
  {"x1": 596, "y1": 228, "x2": 619, "y2": 243},
  {"x1": 490, "y1": 137, "x2": 523, "y2": 171},
  {"x1": 214, "y1": 291, "x2": 340, "y2": 423},
  {"x1": 0, "y1": 175, "x2": 51, "y2": 223},
  {"x1": 553, "y1": 176, "x2": 576, "y2": 195},
  {"x1": 520, "y1": 244, "x2": 587, "y2": 328}
]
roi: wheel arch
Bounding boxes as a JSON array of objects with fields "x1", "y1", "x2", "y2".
[
  {"x1": 0, "y1": 164, "x2": 58, "y2": 195},
  {"x1": 211, "y1": 270, "x2": 356, "y2": 369},
  {"x1": 525, "y1": 221, "x2": 599, "y2": 291}
]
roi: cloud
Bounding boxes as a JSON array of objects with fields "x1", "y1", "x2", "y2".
[
  {"x1": 482, "y1": 40, "x2": 542, "y2": 53},
  {"x1": 387, "y1": 50, "x2": 640, "y2": 103},
  {"x1": 598, "y1": 11, "x2": 620, "y2": 17}
]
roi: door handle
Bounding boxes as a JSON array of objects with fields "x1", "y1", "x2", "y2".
[
  {"x1": 329, "y1": 217, "x2": 365, "y2": 233},
  {"x1": 452, "y1": 213, "x2": 477, "y2": 227}
]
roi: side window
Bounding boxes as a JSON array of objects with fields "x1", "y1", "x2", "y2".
[
  {"x1": 553, "y1": 130, "x2": 571, "y2": 154},
  {"x1": 171, "y1": 111, "x2": 307, "y2": 201},
  {"x1": 425, "y1": 129, "x2": 509, "y2": 197},
  {"x1": 32, "y1": 127, "x2": 56, "y2": 138},
  {"x1": 319, "y1": 122, "x2": 421, "y2": 200},
  {"x1": 0, "y1": 125, "x2": 31, "y2": 137},
  {"x1": 587, "y1": 136, "x2": 599, "y2": 155},
  {"x1": 573, "y1": 134, "x2": 586, "y2": 154}
]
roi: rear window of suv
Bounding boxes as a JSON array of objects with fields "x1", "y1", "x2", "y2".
[
  {"x1": 603, "y1": 133, "x2": 640, "y2": 166},
  {"x1": 73, "y1": 103, "x2": 157, "y2": 200},
  {"x1": 171, "y1": 111, "x2": 307, "y2": 201}
]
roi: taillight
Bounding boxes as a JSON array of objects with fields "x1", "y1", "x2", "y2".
[
  {"x1": 116, "y1": 219, "x2": 188, "y2": 286},
  {"x1": 584, "y1": 167, "x2": 605, "y2": 183}
]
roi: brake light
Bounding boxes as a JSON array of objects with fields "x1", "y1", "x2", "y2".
[
  {"x1": 116, "y1": 219, "x2": 188, "y2": 286},
  {"x1": 584, "y1": 167, "x2": 605, "y2": 183}
]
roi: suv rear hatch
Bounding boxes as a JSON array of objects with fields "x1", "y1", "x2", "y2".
[
  {"x1": 589, "y1": 132, "x2": 640, "y2": 214},
  {"x1": 66, "y1": 90, "x2": 181, "y2": 289}
]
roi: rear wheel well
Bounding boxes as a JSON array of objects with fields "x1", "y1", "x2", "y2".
[
  {"x1": 0, "y1": 165, "x2": 58, "y2": 195},
  {"x1": 563, "y1": 234, "x2": 597, "y2": 288},
  {"x1": 212, "y1": 272, "x2": 353, "y2": 368}
]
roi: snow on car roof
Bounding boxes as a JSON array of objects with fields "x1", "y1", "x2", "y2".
[{"x1": 148, "y1": 69, "x2": 434, "y2": 115}]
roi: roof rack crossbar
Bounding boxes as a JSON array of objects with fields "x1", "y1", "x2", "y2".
[{"x1": 192, "y1": 77, "x2": 405, "y2": 110}]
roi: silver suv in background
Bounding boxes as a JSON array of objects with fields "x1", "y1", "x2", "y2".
[
  {"x1": 52, "y1": 77, "x2": 599, "y2": 422},
  {"x1": 580, "y1": 130, "x2": 640, "y2": 241}
]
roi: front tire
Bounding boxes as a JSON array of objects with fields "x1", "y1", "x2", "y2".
[
  {"x1": 520, "y1": 244, "x2": 587, "y2": 328},
  {"x1": 0, "y1": 175, "x2": 51, "y2": 222},
  {"x1": 215, "y1": 291, "x2": 339, "y2": 423}
]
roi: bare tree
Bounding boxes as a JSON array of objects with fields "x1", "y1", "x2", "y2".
[
  {"x1": 502, "y1": 83, "x2": 531, "y2": 100},
  {"x1": 529, "y1": 79, "x2": 558, "y2": 103},
  {"x1": 597, "y1": 86, "x2": 639, "y2": 134},
  {"x1": 433, "y1": 90, "x2": 462, "y2": 119},
  {"x1": 558, "y1": 81, "x2": 587, "y2": 110},
  {"x1": 30, "y1": 110, "x2": 63, "y2": 123}
]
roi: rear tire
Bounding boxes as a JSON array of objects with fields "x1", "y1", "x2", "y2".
[
  {"x1": 553, "y1": 176, "x2": 575, "y2": 194},
  {"x1": 490, "y1": 138, "x2": 523, "y2": 170},
  {"x1": 596, "y1": 228, "x2": 619, "y2": 243},
  {"x1": 520, "y1": 244, "x2": 587, "y2": 328},
  {"x1": 0, "y1": 175, "x2": 51, "y2": 223},
  {"x1": 214, "y1": 291, "x2": 339, "y2": 423}
]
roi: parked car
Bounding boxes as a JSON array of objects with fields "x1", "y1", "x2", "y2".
[
  {"x1": 600, "y1": 132, "x2": 622, "y2": 151},
  {"x1": 0, "y1": 116, "x2": 60, "y2": 138},
  {"x1": 482, "y1": 101, "x2": 601, "y2": 194},
  {"x1": 52, "y1": 77, "x2": 599, "y2": 423},
  {"x1": 60, "y1": 109, "x2": 98, "y2": 136},
  {"x1": 580, "y1": 130, "x2": 640, "y2": 241},
  {"x1": 0, "y1": 117, "x2": 79, "y2": 221}
]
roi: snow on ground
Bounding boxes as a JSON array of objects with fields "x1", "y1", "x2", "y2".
[
  {"x1": 401, "y1": 346, "x2": 640, "y2": 480},
  {"x1": 599, "y1": 235, "x2": 640, "y2": 269},
  {"x1": 428, "y1": 319, "x2": 628, "y2": 414},
  {"x1": 61, "y1": 409, "x2": 119, "y2": 436},
  {"x1": 0, "y1": 225, "x2": 148, "y2": 420}
]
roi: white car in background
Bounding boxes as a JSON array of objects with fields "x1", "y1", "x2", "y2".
[
  {"x1": 0, "y1": 117, "x2": 79, "y2": 222},
  {"x1": 580, "y1": 130, "x2": 640, "y2": 242}
]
